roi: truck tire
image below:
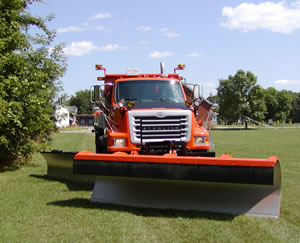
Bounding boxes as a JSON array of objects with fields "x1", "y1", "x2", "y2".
[{"x1": 96, "y1": 134, "x2": 107, "y2": 153}]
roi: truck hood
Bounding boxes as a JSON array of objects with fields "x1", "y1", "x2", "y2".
[{"x1": 128, "y1": 102, "x2": 189, "y2": 110}]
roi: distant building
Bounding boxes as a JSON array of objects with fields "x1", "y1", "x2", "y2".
[
  {"x1": 54, "y1": 105, "x2": 69, "y2": 128},
  {"x1": 65, "y1": 106, "x2": 78, "y2": 126},
  {"x1": 76, "y1": 114, "x2": 94, "y2": 126}
]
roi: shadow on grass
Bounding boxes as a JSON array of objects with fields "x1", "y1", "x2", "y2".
[
  {"x1": 47, "y1": 198, "x2": 236, "y2": 221},
  {"x1": 30, "y1": 174, "x2": 93, "y2": 191},
  {"x1": 1, "y1": 161, "x2": 40, "y2": 172},
  {"x1": 0, "y1": 165, "x2": 19, "y2": 172}
]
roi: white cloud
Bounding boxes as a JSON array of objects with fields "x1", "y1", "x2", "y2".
[
  {"x1": 63, "y1": 41, "x2": 97, "y2": 56},
  {"x1": 136, "y1": 25, "x2": 152, "y2": 32},
  {"x1": 274, "y1": 79, "x2": 300, "y2": 85},
  {"x1": 98, "y1": 44, "x2": 122, "y2": 52},
  {"x1": 95, "y1": 25, "x2": 105, "y2": 31},
  {"x1": 149, "y1": 51, "x2": 174, "y2": 59},
  {"x1": 89, "y1": 12, "x2": 112, "y2": 20},
  {"x1": 57, "y1": 24, "x2": 106, "y2": 34},
  {"x1": 63, "y1": 41, "x2": 123, "y2": 56},
  {"x1": 57, "y1": 25, "x2": 86, "y2": 34},
  {"x1": 221, "y1": 1, "x2": 300, "y2": 34},
  {"x1": 159, "y1": 28, "x2": 181, "y2": 38},
  {"x1": 186, "y1": 52, "x2": 203, "y2": 58}
]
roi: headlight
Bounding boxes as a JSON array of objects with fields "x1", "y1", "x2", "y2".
[
  {"x1": 114, "y1": 138, "x2": 126, "y2": 147},
  {"x1": 195, "y1": 136, "x2": 209, "y2": 145}
]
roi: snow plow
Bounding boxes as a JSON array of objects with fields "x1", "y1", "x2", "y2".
[{"x1": 43, "y1": 63, "x2": 281, "y2": 218}]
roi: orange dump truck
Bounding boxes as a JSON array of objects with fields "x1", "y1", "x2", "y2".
[{"x1": 43, "y1": 63, "x2": 281, "y2": 218}]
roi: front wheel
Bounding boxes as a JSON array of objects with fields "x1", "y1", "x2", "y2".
[{"x1": 95, "y1": 129, "x2": 107, "y2": 153}]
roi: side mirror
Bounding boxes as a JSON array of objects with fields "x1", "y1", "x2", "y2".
[
  {"x1": 183, "y1": 83, "x2": 203, "y2": 100},
  {"x1": 193, "y1": 84, "x2": 203, "y2": 99},
  {"x1": 91, "y1": 85, "x2": 101, "y2": 103}
]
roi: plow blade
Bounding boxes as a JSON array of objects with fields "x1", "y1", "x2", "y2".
[
  {"x1": 41, "y1": 150, "x2": 95, "y2": 183},
  {"x1": 73, "y1": 152, "x2": 281, "y2": 218}
]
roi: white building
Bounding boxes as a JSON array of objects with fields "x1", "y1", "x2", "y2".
[{"x1": 54, "y1": 105, "x2": 70, "y2": 128}]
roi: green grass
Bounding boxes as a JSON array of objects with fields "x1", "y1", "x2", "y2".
[
  {"x1": 0, "y1": 129, "x2": 300, "y2": 242},
  {"x1": 51, "y1": 133, "x2": 95, "y2": 152}
]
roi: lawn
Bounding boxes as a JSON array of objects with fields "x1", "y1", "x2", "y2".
[{"x1": 0, "y1": 129, "x2": 299, "y2": 242}]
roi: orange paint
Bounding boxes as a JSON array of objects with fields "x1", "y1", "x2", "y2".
[{"x1": 74, "y1": 151, "x2": 278, "y2": 168}]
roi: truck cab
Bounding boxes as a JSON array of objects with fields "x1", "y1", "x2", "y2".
[{"x1": 93, "y1": 65, "x2": 214, "y2": 157}]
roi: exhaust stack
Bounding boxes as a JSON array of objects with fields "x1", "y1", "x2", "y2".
[{"x1": 160, "y1": 62, "x2": 167, "y2": 77}]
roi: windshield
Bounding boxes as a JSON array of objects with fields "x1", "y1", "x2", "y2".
[{"x1": 115, "y1": 80, "x2": 185, "y2": 103}]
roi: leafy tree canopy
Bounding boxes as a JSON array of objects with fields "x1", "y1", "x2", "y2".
[
  {"x1": 217, "y1": 70, "x2": 266, "y2": 124},
  {"x1": 289, "y1": 92, "x2": 300, "y2": 123},
  {"x1": 0, "y1": 0, "x2": 66, "y2": 165},
  {"x1": 264, "y1": 88, "x2": 294, "y2": 122}
]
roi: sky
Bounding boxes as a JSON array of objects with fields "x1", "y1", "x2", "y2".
[{"x1": 29, "y1": 0, "x2": 300, "y2": 97}]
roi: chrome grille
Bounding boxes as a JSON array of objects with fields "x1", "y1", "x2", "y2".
[{"x1": 128, "y1": 110, "x2": 191, "y2": 143}]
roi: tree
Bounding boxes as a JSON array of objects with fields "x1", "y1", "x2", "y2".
[
  {"x1": 264, "y1": 87, "x2": 278, "y2": 122},
  {"x1": 264, "y1": 88, "x2": 293, "y2": 123},
  {"x1": 68, "y1": 89, "x2": 91, "y2": 114},
  {"x1": 274, "y1": 90, "x2": 293, "y2": 122},
  {"x1": 289, "y1": 92, "x2": 300, "y2": 123},
  {"x1": 217, "y1": 70, "x2": 266, "y2": 124},
  {"x1": 0, "y1": 0, "x2": 66, "y2": 165}
]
